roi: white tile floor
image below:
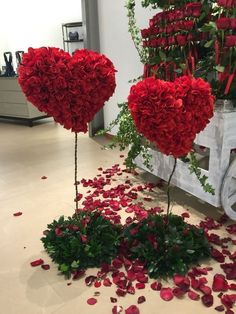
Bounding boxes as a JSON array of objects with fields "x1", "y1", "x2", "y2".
[{"x1": 0, "y1": 118, "x2": 234, "y2": 314}]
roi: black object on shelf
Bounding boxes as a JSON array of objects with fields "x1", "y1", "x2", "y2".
[
  {"x1": 62, "y1": 22, "x2": 83, "y2": 53},
  {"x1": 1, "y1": 52, "x2": 16, "y2": 77}
]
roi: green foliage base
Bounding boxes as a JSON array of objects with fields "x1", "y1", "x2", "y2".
[
  {"x1": 41, "y1": 212, "x2": 121, "y2": 277},
  {"x1": 124, "y1": 214, "x2": 211, "y2": 278}
]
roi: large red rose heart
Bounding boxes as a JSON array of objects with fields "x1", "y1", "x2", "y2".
[
  {"x1": 18, "y1": 47, "x2": 116, "y2": 133},
  {"x1": 128, "y1": 75, "x2": 214, "y2": 158}
]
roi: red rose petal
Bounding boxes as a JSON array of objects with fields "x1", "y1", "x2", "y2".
[
  {"x1": 112, "y1": 306, "x2": 123, "y2": 314},
  {"x1": 199, "y1": 285, "x2": 212, "y2": 295},
  {"x1": 41, "y1": 264, "x2": 50, "y2": 270},
  {"x1": 229, "y1": 284, "x2": 236, "y2": 291},
  {"x1": 103, "y1": 278, "x2": 112, "y2": 287},
  {"x1": 85, "y1": 275, "x2": 97, "y2": 286},
  {"x1": 125, "y1": 305, "x2": 140, "y2": 314},
  {"x1": 41, "y1": 176, "x2": 47, "y2": 179},
  {"x1": 135, "y1": 282, "x2": 145, "y2": 289},
  {"x1": 116, "y1": 288, "x2": 126, "y2": 297},
  {"x1": 173, "y1": 287, "x2": 186, "y2": 298},
  {"x1": 225, "y1": 310, "x2": 234, "y2": 314},
  {"x1": 30, "y1": 259, "x2": 44, "y2": 267},
  {"x1": 137, "y1": 296, "x2": 146, "y2": 304},
  {"x1": 150, "y1": 281, "x2": 162, "y2": 291},
  {"x1": 226, "y1": 223, "x2": 236, "y2": 234},
  {"x1": 212, "y1": 274, "x2": 228, "y2": 292},
  {"x1": 160, "y1": 288, "x2": 174, "y2": 301},
  {"x1": 221, "y1": 294, "x2": 236, "y2": 308},
  {"x1": 94, "y1": 281, "x2": 101, "y2": 288},
  {"x1": 188, "y1": 290, "x2": 200, "y2": 301},
  {"x1": 13, "y1": 212, "x2": 22, "y2": 217},
  {"x1": 110, "y1": 297, "x2": 117, "y2": 303},
  {"x1": 201, "y1": 294, "x2": 214, "y2": 307},
  {"x1": 127, "y1": 285, "x2": 135, "y2": 295},
  {"x1": 72, "y1": 270, "x2": 85, "y2": 280},
  {"x1": 181, "y1": 212, "x2": 190, "y2": 219},
  {"x1": 211, "y1": 248, "x2": 225, "y2": 263},
  {"x1": 87, "y1": 298, "x2": 97, "y2": 305},
  {"x1": 214, "y1": 305, "x2": 225, "y2": 312}
]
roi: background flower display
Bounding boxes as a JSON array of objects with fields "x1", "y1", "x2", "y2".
[{"x1": 140, "y1": 0, "x2": 236, "y2": 99}]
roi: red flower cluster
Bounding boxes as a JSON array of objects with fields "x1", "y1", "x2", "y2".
[
  {"x1": 217, "y1": 0, "x2": 236, "y2": 8},
  {"x1": 18, "y1": 47, "x2": 116, "y2": 133},
  {"x1": 142, "y1": 2, "x2": 203, "y2": 49},
  {"x1": 128, "y1": 75, "x2": 214, "y2": 158},
  {"x1": 216, "y1": 18, "x2": 236, "y2": 30}
]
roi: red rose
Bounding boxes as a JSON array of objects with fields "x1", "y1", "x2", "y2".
[
  {"x1": 216, "y1": 17, "x2": 231, "y2": 30},
  {"x1": 225, "y1": 35, "x2": 236, "y2": 47},
  {"x1": 186, "y1": 2, "x2": 202, "y2": 17},
  {"x1": 176, "y1": 35, "x2": 188, "y2": 46},
  {"x1": 184, "y1": 20, "x2": 195, "y2": 30},
  {"x1": 230, "y1": 18, "x2": 236, "y2": 28},
  {"x1": 168, "y1": 36, "x2": 176, "y2": 46},
  {"x1": 141, "y1": 28, "x2": 150, "y2": 38}
]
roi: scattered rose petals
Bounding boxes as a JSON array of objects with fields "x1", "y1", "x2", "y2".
[
  {"x1": 135, "y1": 282, "x2": 145, "y2": 289},
  {"x1": 225, "y1": 310, "x2": 234, "y2": 314},
  {"x1": 127, "y1": 285, "x2": 135, "y2": 295},
  {"x1": 41, "y1": 176, "x2": 47, "y2": 179},
  {"x1": 116, "y1": 288, "x2": 126, "y2": 297},
  {"x1": 112, "y1": 306, "x2": 123, "y2": 314},
  {"x1": 211, "y1": 248, "x2": 225, "y2": 263},
  {"x1": 13, "y1": 212, "x2": 22, "y2": 217},
  {"x1": 125, "y1": 305, "x2": 140, "y2": 314},
  {"x1": 229, "y1": 284, "x2": 236, "y2": 291},
  {"x1": 72, "y1": 270, "x2": 85, "y2": 280},
  {"x1": 41, "y1": 264, "x2": 50, "y2": 270},
  {"x1": 160, "y1": 288, "x2": 174, "y2": 301},
  {"x1": 150, "y1": 281, "x2": 162, "y2": 291},
  {"x1": 94, "y1": 281, "x2": 101, "y2": 288},
  {"x1": 221, "y1": 294, "x2": 236, "y2": 308},
  {"x1": 199, "y1": 284, "x2": 212, "y2": 295},
  {"x1": 173, "y1": 287, "x2": 186, "y2": 298},
  {"x1": 85, "y1": 275, "x2": 97, "y2": 286},
  {"x1": 201, "y1": 294, "x2": 214, "y2": 307},
  {"x1": 212, "y1": 274, "x2": 228, "y2": 292},
  {"x1": 103, "y1": 278, "x2": 112, "y2": 287},
  {"x1": 30, "y1": 259, "x2": 44, "y2": 267},
  {"x1": 226, "y1": 224, "x2": 236, "y2": 234},
  {"x1": 181, "y1": 212, "x2": 190, "y2": 219},
  {"x1": 94, "y1": 292, "x2": 100, "y2": 296},
  {"x1": 110, "y1": 297, "x2": 117, "y2": 303},
  {"x1": 137, "y1": 296, "x2": 146, "y2": 304},
  {"x1": 214, "y1": 305, "x2": 225, "y2": 312},
  {"x1": 87, "y1": 298, "x2": 97, "y2": 305},
  {"x1": 188, "y1": 290, "x2": 200, "y2": 301}
]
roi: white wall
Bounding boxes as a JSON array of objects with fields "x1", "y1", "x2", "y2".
[
  {"x1": 97, "y1": 0, "x2": 154, "y2": 133},
  {"x1": 0, "y1": 0, "x2": 82, "y2": 69}
]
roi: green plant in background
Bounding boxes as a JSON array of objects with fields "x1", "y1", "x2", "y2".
[
  {"x1": 97, "y1": 101, "x2": 153, "y2": 171},
  {"x1": 41, "y1": 211, "x2": 121, "y2": 278},
  {"x1": 124, "y1": 214, "x2": 211, "y2": 278}
]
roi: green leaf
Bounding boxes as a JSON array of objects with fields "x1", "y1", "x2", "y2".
[
  {"x1": 214, "y1": 65, "x2": 225, "y2": 73},
  {"x1": 60, "y1": 264, "x2": 69, "y2": 272},
  {"x1": 71, "y1": 260, "x2": 80, "y2": 268},
  {"x1": 204, "y1": 40, "x2": 214, "y2": 48},
  {"x1": 159, "y1": 50, "x2": 167, "y2": 61}
]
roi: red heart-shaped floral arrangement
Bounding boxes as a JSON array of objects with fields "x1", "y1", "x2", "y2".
[
  {"x1": 18, "y1": 47, "x2": 116, "y2": 133},
  {"x1": 128, "y1": 75, "x2": 214, "y2": 158}
]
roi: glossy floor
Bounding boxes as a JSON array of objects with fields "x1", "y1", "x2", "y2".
[{"x1": 0, "y1": 118, "x2": 234, "y2": 314}]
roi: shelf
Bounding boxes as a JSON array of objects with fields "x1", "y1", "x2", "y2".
[
  {"x1": 62, "y1": 22, "x2": 82, "y2": 28},
  {"x1": 64, "y1": 39, "x2": 84, "y2": 43}
]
